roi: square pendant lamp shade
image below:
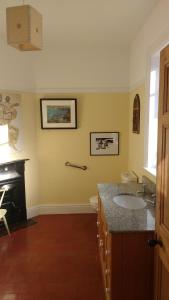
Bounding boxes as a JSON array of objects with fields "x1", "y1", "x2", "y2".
[{"x1": 6, "y1": 5, "x2": 42, "y2": 51}]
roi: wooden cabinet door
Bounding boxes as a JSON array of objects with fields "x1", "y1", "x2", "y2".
[{"x1": 156, "y1": 44, "x2": 169, "y2": 300}]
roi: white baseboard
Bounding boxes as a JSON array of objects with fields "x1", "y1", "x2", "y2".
[
  {"x1": 27, "y1": 203, "x2": 95, "y2": 218},
  {"x1": 27, "y1": 205, "x2": 40, "y2": 219}
]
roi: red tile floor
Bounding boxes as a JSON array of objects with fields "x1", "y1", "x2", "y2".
[{"x1": 0, "y1": 214, "x2": 105, "y2": 300}]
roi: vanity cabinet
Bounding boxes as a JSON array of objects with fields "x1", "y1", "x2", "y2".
[{"x1": 97, "y1": 196, "x2": 154, "y2": 300}]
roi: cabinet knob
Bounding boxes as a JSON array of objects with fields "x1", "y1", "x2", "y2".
[
  {"x1": 99, "y1": 239, "x2": 103, "y2": 247},
  {"x1": 105, "y1": 250, "x2": 110, "y2": 255},
  {"x1": 106, "y1": 288, "x2": 110, "y2": 293},
  {"x1": 148, "y1": 239, "x2": 163, "y2": 247},
  {"x1": 105, "y1": 268, "x2": 110, "y2": 274},
  {"x1": 97, "y1": 221, "x2": 100, "y2": 226},
  {"x1": 97, "y1": 234, "x2": 100, "y2": 239}
]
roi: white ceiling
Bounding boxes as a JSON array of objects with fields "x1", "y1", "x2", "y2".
[{"x1": 0, "y1": 0, "x2": 159, "y2": 49}]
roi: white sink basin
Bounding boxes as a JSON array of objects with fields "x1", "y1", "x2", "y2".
[{"x1": 113, "y1": 194, "x2": 146, "y2": 210}]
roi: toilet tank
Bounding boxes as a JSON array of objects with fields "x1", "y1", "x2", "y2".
[{"x1": 121, "y1": 171, "x2": 138, "y2": 183}]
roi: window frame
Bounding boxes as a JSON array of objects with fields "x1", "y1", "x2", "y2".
[{"x1": 144, "y1": 54, "x2": 160, "y2": 177}]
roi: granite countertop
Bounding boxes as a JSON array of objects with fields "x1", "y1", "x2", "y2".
[{"x1": 97, "y1": 182, "x2": 155, "y2": 233}]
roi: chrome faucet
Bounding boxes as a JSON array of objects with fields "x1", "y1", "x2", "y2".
[
  {"x1": 136, "y1": 183, "x2": 156, "y2": 206},
  {"x1": 146, "y1": 193, "x2": 156, "y2": 206}
]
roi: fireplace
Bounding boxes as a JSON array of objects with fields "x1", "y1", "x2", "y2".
[{"x1": 0, "y1": 159, "x2": 28, "y2": 227}]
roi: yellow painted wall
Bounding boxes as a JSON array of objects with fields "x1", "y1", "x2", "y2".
[
  {"x1": 0, "y1": 88, "x2": 156, "y2": 208},
  {"x1": 19, "y1": 93, "x2": 40, "y2": 208},
  {"x1": 128, "y1": 85, "x2": 156, "y2": 183},
  {"x1": 36, "y1": 93, "x2": 129, "y2": 204}
]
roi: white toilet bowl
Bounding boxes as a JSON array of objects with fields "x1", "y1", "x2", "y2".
[{"x1": 89, "y1": 195, "x2": 98, "y2": 211}]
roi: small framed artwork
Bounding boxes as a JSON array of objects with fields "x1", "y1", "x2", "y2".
[
  {"x1": 90, "y1": 132, "x2": 119, "y2": 156},
  {"x1": 40, "y1": 98, "x2": 77, "y2": 129}
]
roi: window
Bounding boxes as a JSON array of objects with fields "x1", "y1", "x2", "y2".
[
  {"x1": 0, "y1": 124, "x2": 8, "y2": 145},
  {"x1": 145, "y1": 55, "x2": 160, "y2": 176}
]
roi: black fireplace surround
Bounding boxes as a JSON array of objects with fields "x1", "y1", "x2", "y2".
[{"x1": 0, "y1": 159, "x2": 28, "y2": 228}]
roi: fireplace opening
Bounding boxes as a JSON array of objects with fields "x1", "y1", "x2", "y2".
[{"x1": 0, "y1": 159, "x2": 28, "y2": 230}]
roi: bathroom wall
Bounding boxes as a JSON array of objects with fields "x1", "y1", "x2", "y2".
[
  {"x1": 36, "y1": 92, "x2": 129, "y2": 205},
  {"x1": 128, "y1": 85, "x2": 155, "y2": 183},
  {"x1": 128, "y1": 85, "x2": 145, "y2": 180},
  {"x1": 0, "y1": 40, "x2": 35, "y2": 91},
  {"x1": 0, "y1": 14, "x2": 130, "y2": 212},
  {"x1": 18, "y1": 93, "x2": 40, "y2": 208},
  {"x1": 2, "y1": 0, "x2": 169, "y2": 209},
  {"x1": 129, "y1": 0, "x2": 169, "y2": 88},
  {"x1": 33, "y1": 47, "x2": 129, "y2": 92},
  {"x1": 128, "y1": 0, "x2": 169, "y2": 183}
]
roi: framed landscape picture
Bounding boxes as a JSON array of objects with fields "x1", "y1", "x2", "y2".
[
  {"x1": 90, "y1": 132, "x2": 119, "y2": 156},
  {"x1": 40, "y1": 98, "x2": 77, "y2": 129}
]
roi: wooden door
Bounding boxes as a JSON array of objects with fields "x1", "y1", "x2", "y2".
[{"x1": 155, "y1": 44, "x2": 169, "y2": 300}]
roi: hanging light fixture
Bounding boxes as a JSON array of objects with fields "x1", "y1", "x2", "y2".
[{"x1": 6, "y1": 2, "x2": 42, "y2": 51}]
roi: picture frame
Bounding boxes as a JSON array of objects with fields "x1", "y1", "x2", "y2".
[
  {"x1": 132, "y1": 94, "x2": 140, "y2": 134},
  {"x1": 90, "y1": 132, "x2": 119, "y2": 156},
  {"x1": 40, "y1": 98, "x2": 77, "y2": 129}
]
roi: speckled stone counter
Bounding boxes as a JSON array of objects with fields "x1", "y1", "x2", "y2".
[{"x1": 97, "y1": 182, "x2": 155, "y2": 232}]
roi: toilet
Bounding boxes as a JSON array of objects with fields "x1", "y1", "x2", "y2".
[{"x1": 89, "y1": 195, "x2": 98, "y2": 211}]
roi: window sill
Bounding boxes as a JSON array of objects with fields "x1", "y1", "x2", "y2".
[{"x1": 144, "y1": 167, "x2": 156, "y2": 177}]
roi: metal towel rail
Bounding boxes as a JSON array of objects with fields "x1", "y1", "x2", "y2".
[{"x1": 65, "y1": 161, "x2": 87, "y2": 171}]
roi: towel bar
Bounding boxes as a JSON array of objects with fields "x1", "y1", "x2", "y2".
[{"x1": 65, "y1": 161, "x2": 87, "y2": 171}]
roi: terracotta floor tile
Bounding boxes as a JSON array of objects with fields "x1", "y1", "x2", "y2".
[{"x1": 0, "y1": 214, "x2": 105, "y2": 300}]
